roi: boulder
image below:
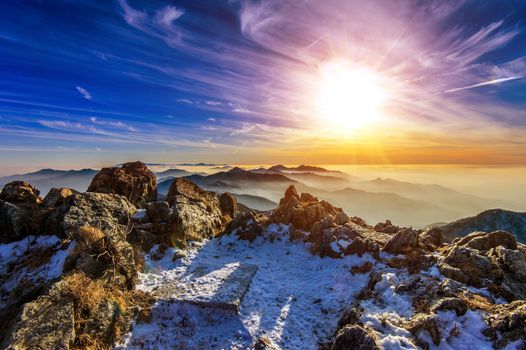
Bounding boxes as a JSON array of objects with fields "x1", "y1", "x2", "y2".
[
  {"x1": 420, "y1": 227, "x2": 443, "y2": 251},
  {"x1": 335, "y1": 212, "x2": 349, "y2": 225},
  {"x1": 454, "y1": 230, "x2": 517, "y2": 252},
  {"x1": 484, "y1": 300, "x2": 526, "y2": 349},
  {"x1": 219, "y1": 192, "x2": 237, "y2": 218},
  {"x1": 87, "y1": 161, "x2": 157, "y2": 207},
  {"x1": 374, "y1": 220, "x2": 399, "y2": 234},
  {"x1": 41, "y1": 188, "x2": 78, "y2": 208},
  {"x1": 145, "y1": 201, "x2": 171, "y2": 222},
  {"x1": 0, "y1": 181, "x2": 41, "y2": 206},
  {"x1": 0, "y1": 281, "x2": 75, "y2": 350},
  {"x1": 0, "y1": 200, "x2": 33, "y2": 243},
  {"x1": 430, "y1": 297, "x2": 467, "y2": 316},
  {"x1": 331, "y1": 325, "x2": 379, "y2": 350},
  {"x1": 439, "y1": 246, "x2": 497, "y2": 288},
  {"x1": 272, "y1": 185, "x2": 343, "y2": 232},
  {"x1": 228, "y1": 211, "x2": 266, "y2": 242},
  {"x1": 45, "y1": 192, "x2": 136, "y2": 238},
  {"x1": 383, "y1": 228, "x2": 419, "y2": 255},
  {"x1": 166, "y1": 178, "x2": 227, "y2": 243},
  {"x1": 405, "y1": 313, "x2": 440, "y2": 346}
]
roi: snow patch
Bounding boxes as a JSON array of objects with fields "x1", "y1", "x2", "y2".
[{"x1": 122, "y1": 227, "x2": 374, "y2": 349}]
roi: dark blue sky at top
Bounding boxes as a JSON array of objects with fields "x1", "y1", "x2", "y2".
[{"x1": 0, "y1": 0, "x2": 525, "y2": 170}]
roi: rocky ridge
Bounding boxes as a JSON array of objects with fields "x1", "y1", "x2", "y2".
[{"x1": 0, "y1": 164, "x2": 524, "y2": 349}]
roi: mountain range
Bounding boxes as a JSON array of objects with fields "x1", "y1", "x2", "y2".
[{"x1": 1, "y1": 165, "x2": 522, "y2": 229}]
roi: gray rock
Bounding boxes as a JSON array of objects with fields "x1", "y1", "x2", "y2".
[{"x1": 0, "y1": 200, "x2": 32, "y2": 243}]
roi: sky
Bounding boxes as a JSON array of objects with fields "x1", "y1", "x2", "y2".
[{"x1": 0, "y1": 0, "x2": 526, "y2": 172}]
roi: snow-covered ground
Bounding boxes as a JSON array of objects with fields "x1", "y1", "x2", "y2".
[
  {"x1": 0, "y1": 235, "x2": 74, "y2": 308},
  {"x1": 118, "y1": 224, "x2": 375, "y2": 349}
]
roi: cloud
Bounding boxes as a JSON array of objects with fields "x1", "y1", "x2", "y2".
[
  {"x1": 154, "y1": 6, "x2": 184, "y2": 30},
  {"x1": 75, "y1": 86, "x2": 92, "y2": 100},
  {"x1": 445, "y1": 76, "x2": 524, "y2": 93}
]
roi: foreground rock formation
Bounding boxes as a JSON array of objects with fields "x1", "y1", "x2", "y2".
[
  {"x1": 0, "y1": 174, "x2": 525, "y2": 349},
  {"x1": 87, "y1": 161, "x2": 157, "y2": 207}
]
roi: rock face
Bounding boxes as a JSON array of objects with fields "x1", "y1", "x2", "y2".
[
  {"x1": 419, "y1": 227, "x2": 443, "y2": 251},
  {"x1": 87, "y1": 161, "x2": 157, "y2": 207},
  {"x1": 0, "y1": 200, "x2": 33, "y2": 243},
  {"x1": 165, "y1": 178, "x2": 231, "y2": 242},
  {"x1": 383, "y1": 228, "x2": 419, "y2": 255},
  {"x1": 1, "y1": 281, "x2": 76, "y2": 350},
  {"x1": 438, "y1": 230, "x2": 526, "y2": 300},
  {"x1": 272, "y1": 185, "x2": 343, "y2": 231},
  {"x1": 41, "y1": 188, "x2": 78, "y2": 208},
  {"x1": 332, "y1": 325, "x2": 379, "y2": 350},
  {"x1": 0, "y1": 181, "x2": 42, "y2": 206}
]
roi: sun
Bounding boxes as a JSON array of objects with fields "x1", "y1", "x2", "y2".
[{"x1": 317, "y1": 62, "x2": 387, "y2": 131}]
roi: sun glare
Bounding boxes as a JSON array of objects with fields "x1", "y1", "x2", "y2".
[{"x1": 317, "y1": 62, "x2": 387, "y2": 131}]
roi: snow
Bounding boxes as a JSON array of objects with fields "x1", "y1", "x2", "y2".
[
  {"x1": 503, "y1": 339, "x2": 526, "y2": 350},
  {"x1": 417, "y1": 310, "x2": 493, "y2": 350},
  {"x1": 0, "y1": 235, "x2": 74, "y2": 308},
  {"x1": 132, "y1": 209, "x2": 147, "y2": 220},
  {"x1": 119, "y1": 225, "x2": 375, "y2": 349}
]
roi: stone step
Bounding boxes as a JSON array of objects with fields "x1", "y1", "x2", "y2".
[{"x1": 155, "y1": 262, "x2": 258, "y2": 312}]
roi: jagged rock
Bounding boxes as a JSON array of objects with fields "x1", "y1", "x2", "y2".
[
  {"x1": 272, "y1": 185, "x2": 342, "y2": 231},
  {"x1": 454, "y1": 230, "x2": 517, "y2": 252},
  {"x1": 342, "y1": 236, "x2": 380, "y2": 257},
  {"x1": 430, "y1": 297, "x2": 467, "y2": 316},
  {"x1": 0, "y1": 181, "x2": 42, "y2": 206},
  {"x1": 44, "y1": 193, "x2": 137, "y2": 288},
  {"x1": 167, "y1": 178, "x2": 226, "y2": 242},
  {"x1": 254, "y1": 335, "x2": 278, "y2": 350},
  {"x1": 337, "y1": 305, "x2": 363, "y2": 328},
  {"x1": 45, "y1": 192, "x2": 136, "y2": 238},
  {"x1": 0, "y1": 200, "x2": 34, "y2": 243},
  {"x1": 439, "y1": 246, "x2": 497, "y2": 288},
  {"x1": 146, "y1": 201, "x2": 171, "y2": 222},
  {"x1": 420, "y1": 227, "x2": 443, "y2": 251},
  {"x1": 41, "y1": 188, "x2": 78, "y2": 208},
  {"x1": 374, "y1": 220, "x2": 399, "y2": 234},
  {"x1": 229, "y1": 211, "x2": 266, "y2": 242},
  {"x1": 1, "y1": 281, "x2": 75, "y2": 350},
  {"x1": 484, "y1": 300, "x2": 526, "y2": 349},
  {"x1": 87, "y1": 161, "x2": 157, "y2": 207},
  {"x1": 383, "y1": 228, "x2": 419, "y2": 255},
  {"x1": 335, "y1": 212, "x2": 349, "y2": 225},
  {"x1": 489, "y1": 246, "x2": 526, "y2": 280},
  {"x1": 405, "y1": 313, "x2": 440, "y2": 346},
  {"x1": 331, "y1": 325, "x2": 379, "y2": 350},
  {"x1": 219, "y1": 192, "x2": 237, "y2": 218}
]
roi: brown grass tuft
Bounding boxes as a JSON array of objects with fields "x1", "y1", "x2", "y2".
[
  {"x1": 72, "y1": 226, "x2": 105, "y2": 252},
  {"x1": 62, "y1": 272, "x2": 154, "y2": 350}
]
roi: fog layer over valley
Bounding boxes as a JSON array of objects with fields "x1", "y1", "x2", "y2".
[{"x1": 1, "y1": 164, "x2": 523, "y2": 228}]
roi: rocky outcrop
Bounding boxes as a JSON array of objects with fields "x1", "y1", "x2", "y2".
[
  {"x1": 332, "y1": 325, "x2": 379, "y2": 350},
  {"x1": 419, "y1": 227, "x2": 443, "y2": 251},
  {"x1": 219, "y1": 192, "x2": 237, "y2": 219},
  {"x1": 41, "y1": 188, "x2": 78, "y2": 208},
  {"x1": 382, "y1": 228, "x2": 419, "y2": 255},
  {"x1": 484, "y1": 300, "x2": 526, "y2": 349},
  {"x1": 272, "y1": 185, "x2": 342, "y2": 231},
  {"x1": 0, "y1": 200, "x2": 34, "y2": 243},
  {"x1": 0, "y1": 181, "x2": 42, "y2": 206},
  {"x1": 374, "y1": 220, "x2": 399, "y2": 234},
  {"x1": 1, "y1": 280, "x2": 75, "y2": 350},
  {"x1": 228, "y1": 211, "x2": 267, "y2": 242},
  {"x1": 87, "y1": 161, "x2": 157, "y2": 207},
  {"x1": 165, "y1": 178, "x2": 232, "y2": 243}
]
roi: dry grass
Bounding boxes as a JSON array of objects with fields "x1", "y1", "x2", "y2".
[
  {"x1": 72, "y1": 226, "x2": 105, "y2": 253},
  {"x1": 62, "y1": 272, "x2": 153, "y2": 350}
]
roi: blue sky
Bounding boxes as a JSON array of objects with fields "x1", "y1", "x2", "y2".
[{"x1": 0, "y1": 0, "x2": 525, "y2": 172}]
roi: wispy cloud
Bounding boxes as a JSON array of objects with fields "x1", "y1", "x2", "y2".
[
  {"x1": 75, "y1": 86, "x2": 92, "y2": 100},
  {"x1": 445, "y1": 76, "x2": 524, "y2": 93}
]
